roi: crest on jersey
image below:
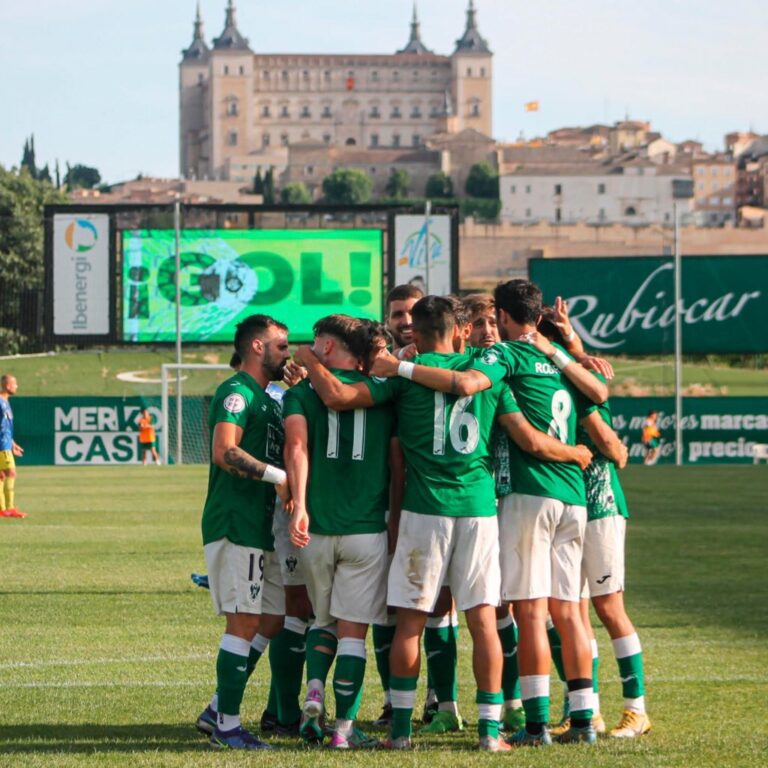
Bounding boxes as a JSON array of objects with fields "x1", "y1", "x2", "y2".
[
  {"x1": 223, "y1": 393, "x2": 246, "y2": 413},
  {"x1": 481, "y1": 350, "x2": 498, "y2": 365}
]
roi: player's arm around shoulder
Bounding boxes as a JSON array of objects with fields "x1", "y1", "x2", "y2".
[
  {"x1": 293, "y1": 345, "x2": 374, "y2": 410},
  {"x1": 581, "y1": 411, "x2": 628, "y2": 468}
]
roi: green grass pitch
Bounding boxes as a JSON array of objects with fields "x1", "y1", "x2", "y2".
[{"x1": 1, "y1": 465, "x2": 766, "y2": 766}]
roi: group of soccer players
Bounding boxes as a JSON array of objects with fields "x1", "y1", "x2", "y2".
[{"x1": 195, "y1": 278, "x2": 650, "y2": 751}]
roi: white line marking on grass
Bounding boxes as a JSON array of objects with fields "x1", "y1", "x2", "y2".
[
  {"x1": 4, "y1": 680, "x2": 270, "y2": 689},
  {"x1": 0, "y1": 654, "x2": 212, "y2": 670}
]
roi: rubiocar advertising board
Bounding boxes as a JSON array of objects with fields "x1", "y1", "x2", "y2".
[
  {"x1": 122, "y1": 229, "x2": 383, "y2": 343},
  {"x1": 529, "y1": 256, "x2": 768, "y2": 354},
  {"x1": 11, "y1": 396, "x2": 767, "y2": 466}
]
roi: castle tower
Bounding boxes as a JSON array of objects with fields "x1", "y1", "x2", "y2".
[
  {"x1": 397, "y1": 3, "x2": 433, "y2": 55},
  {"x1": 207, "y1": 1, "x2": 254, "y2": 179},
  {"x1": 179, "y1": 3, "x2": 210, "y2": 178},
  {"x1": 451, "y1": 0, "x2": 493, "y2": 136}
]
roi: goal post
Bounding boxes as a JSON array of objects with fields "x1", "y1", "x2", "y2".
[{"x1": 161, "y1": 363, "x2": 231, "y2": 465}]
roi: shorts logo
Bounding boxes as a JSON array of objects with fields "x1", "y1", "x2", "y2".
[
  {"x1": 285, "y1": 555, "x2": 298, "y2": 573},
  {"x1": 223, "y1": 393, "x2": 246, "y2": 413},
  {"x1": 249, "y1": 582, "x2": 261, "y2": 602},
  {"x1": 596, "y1": 574, "x2": 611, "y2": 584}
]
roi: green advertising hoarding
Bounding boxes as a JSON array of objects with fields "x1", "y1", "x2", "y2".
[
  {"x1": 122, "y1": 229, "x2": 383, "y2": 342},
  {"x1": 529, "y1": 256, "x2": 768, "y2": 354},
  {"x1": 12, "y1": 396, "x2": 767, "y2": 466}
]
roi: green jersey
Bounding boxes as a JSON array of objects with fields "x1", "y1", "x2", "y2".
[
  {"x1": 365, "y1": 351, "x2": 518, "y2": 517},
  {"x1": 473, "y1": 341, "x2": 589, "y2": 506},
  {"x1": 578, "y1": 376, "x2": 629, "y2": 521},
  {"x1": 201, "y1": 371, "x2": 283, "y2": 550},
  {"x1": 283, "y1": 369, "x2": 393, "y2": 536}
]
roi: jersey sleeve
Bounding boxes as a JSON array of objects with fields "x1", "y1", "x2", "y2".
[
  {"x1": 211, "y1": 384, "x2": 254, "y2": 428},
  {"x1": 364, "y1": 375, "x2": 401, "y2": 405},
  {"x1": 469, "y1": 344, "x2": 511, "y2": 385},
  {"x1": 495, "y1": 383, "x2": 521, "y2": 416},
  {"x1": 282, "y1": 386, "x2": 308, "y2": 419}
]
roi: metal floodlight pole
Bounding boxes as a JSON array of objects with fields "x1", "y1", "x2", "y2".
[
  {"x1": 424, "y1": 200, "x2": 432, "y2": 294},
  {"x1": 673, "y1": 201, "x2": 683, "y2": 466},
  {"x1": 161, "y1": 364, "x2": 169, "y2": 464},
  {"x1": 174, "y1": 199, "x2": 183, "y2": 465}
]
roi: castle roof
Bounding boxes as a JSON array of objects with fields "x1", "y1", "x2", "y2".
[
  {"x1": 212, "y1": 0, "x2": 251, "y2": 52},
  {"x1": 454, "y1": 0, "x2": 491, "y2": 54},
  {"x1": 397, "y1": 3, "x2": 433, "y2": 55},
  {"x1": 182, "y1": 2, "x2": 210, "y2": 62}
]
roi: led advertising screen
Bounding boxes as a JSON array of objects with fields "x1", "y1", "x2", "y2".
[{"x1": 122, "y1": 229, "x2": 383, "y2": 342}]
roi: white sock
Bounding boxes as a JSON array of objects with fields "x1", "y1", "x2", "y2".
[
  {"x1": 335, "y1": 718, "x2": 354, "y2": 738},
  {"x1": 210, "y1": 693, "x2": 219, "y2": 713},
  {"x1": 438, "y1": 701, "x2": 459, "y2": 716},
  {"x1": 218, "y1": 712, "x2": 240, "y2": 731},
  {"x1": 307, "y1": 679, "x2": 325, "y2": 700},
  {"x1": 626, "y1": 696, "x2": 646, "y2": 714}
]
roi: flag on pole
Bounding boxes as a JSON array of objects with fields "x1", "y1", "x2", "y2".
[{"x1": 524, "y1": 100, "x2": 540, "y2": 112}]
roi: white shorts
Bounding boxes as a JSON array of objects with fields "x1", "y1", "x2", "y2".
[
  {"x1": 499, "y1": 493, "x2": 586, "y2": 603},
  {"x1": 272, "y1": 499, "x2": 305, "y2": 587},
  {"x1": 203, "y1": 538, "x2": 285, "y2": 616},
  {"x1": 301, "y1": 531, "x2": 388, "y2": 627},
  {"x1": 388, "y1": 510, "x2": 500, "y2": 613},
  {"x1": 582, "y1": 515, "x2": 626, "y2": 597}
]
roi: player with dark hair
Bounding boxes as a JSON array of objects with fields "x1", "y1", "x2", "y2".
[
  {"x1": 196, "y1": 314, "x2": 291, "y2": 751},
  {"x1": 385, "y1": 284, "x2": 424, "y2": 353}
]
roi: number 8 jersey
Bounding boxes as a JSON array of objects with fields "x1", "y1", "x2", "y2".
[
  {"x1": 472, "y1": 342, "x2": 591, "y2": 506},
  {"x1": 366, "y1": 351, "x2": 518, "y2": 518}
]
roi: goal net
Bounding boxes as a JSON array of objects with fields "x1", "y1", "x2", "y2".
[{"x1": 161, "y1": 363, "x2": 233, "y2": 465}]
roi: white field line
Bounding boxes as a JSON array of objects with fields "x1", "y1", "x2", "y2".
[{"x1": 0, "y1": 654, "x2": 212, "y2": 670}]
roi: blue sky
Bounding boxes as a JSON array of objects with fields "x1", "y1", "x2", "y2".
[{"x1": 2, "y1": 0, "x2": 766, "y2": 183}]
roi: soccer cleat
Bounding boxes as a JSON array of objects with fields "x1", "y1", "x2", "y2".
[
  {"x1": 378, "y1": 735, "x2": 412, "y2": 750},
  {"x1": 210, "y1": 725, "x2": 272, "y2": 750},
  {"x1": 506, "y1": 727, "x2": 552, "y2": 747},
  {"x1": 549, "y1": 717, "x2": 571, "y2": 737},
  {"x1": 195, "y1": 705, "x2": 217, "y2": 735},
  {"x1": 555, "y1": 724, "x2": 597, "y2": 745},
  {"x1": 418, "y1": 709, "x2": 463, "y2": 734},
  {"x1": 1, "y1": 508, "x2": 26, "y2": 518},
  {"x1": 190, "y1": 573, "x2": 210, "y2": 590},
  {"x1": 328, "y1": 727, "x2": 378, "y2": 749},
  {"x1": 422, "y1": 697, "x2": 438, "y2": 723},
  {"x1": 609, "y1": 709, "x2": 652, "y2": 738},
  {"x1": 593, "y1": 713, "x2": 606, "y2": 734},
  {"x1": 260, "y1": 709, "x2": 277, "y2": 733},
  {"x1": 303, "y1": 687, "x2": 324, "y2": 719},
  {"x1": 501, "y1": 706, "x2": 526, "y2": 733},
  {"x1": 372, "y1": 702, "x2": 393, "y2": 727},
  {"x1": 299, "y1": 712, "x2": 324, "y2": 745},
  {"x1": 275, "y1": 717, "x2": 301, "y2": 737},
  {"x1": 479, "y1": 735, "x2": 512, "y2": 751}
]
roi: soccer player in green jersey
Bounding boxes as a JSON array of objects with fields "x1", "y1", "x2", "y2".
[
  {"x1": 295, "y1": 296, "x2": 591, "y2": 751},
  {"x1": 371, "y1": 280, "x2": 609, "y2": 747},
  {"x1": 284, "y1": 315, "x2": 393, "y2": 749},
  {"x1": 197, "y1": 314, "x2": 291, "y2": 751}
]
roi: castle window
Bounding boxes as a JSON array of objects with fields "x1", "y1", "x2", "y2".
[
  {"x1": 227, "y1": 98, "x2": 239, "y2": 116},
  {"x1": 198, "y1": 73, "x2": 204, "y2": 85},
  {"x1": 224, "y1": 65, "x2": 229, "y2": 76},
  {"x1": 282, "y1": 70, "x2": 289, "y2": 80},
  {"x1": 480, "y1": 67, "x2": 486, "y2": 77},
  {"x1": 372, "y1": 71, "x2": 379, "y2": 82},
  {"x1": 370, "y1": 106, "x2": 381, "y2": 118},
  {"x1": 466, "y1": 67, "x2": 472, "y2": 76},
  {"x1": 322, "y1": 106, "x2": 332, "y2": 118},
  {"x1": 554, "y1": 184, "x2": 562, "y2": 195},
  {"x1": 470, "y1": 99, "x2": 480, "y2": 117},
  {"x1": 598, "y1": 183, "x2": 606, "y2": 194},
  {"x1": 392, "y1": 134, "x2": 401, "y2": 148},
  {"x1": 412, "y1": 69, "x2": 419, "y2": 78},
  {"x1": 228, "y1": 130, "x2": 238, "y2": 146},
  {"x1": 303, "y1": 70, "x2": 310, "y2": 81},
  {"x1": 625, "y1": 206, "x2": 637, "y2": 216},
  {"x1": 263, "y1": 70, "x2": 270, "y2": 79},
  {"x1": 393, "y1": 71, "x2": 400, "y2": 81},
  {"x1": 323, "y1": 133, "x2": 331, "y2": 144},
  {"x1": 345, "y1": 138, "x2": 357, "y2": 146},
  {"x1": 281, "y1": 133, "x2": 289, "y2": 146},
  {"x1": 391, "y1": 106, "x2": 402, "y2": 119},
  {"x1": 300, "y1": 105, "x2": 311, "y2": 118},
  {"x1": 412, "y1": 134, "x2": 421, "y2": 147},
  {"x1": 306, "y1": 165, "x2": 314, "y2": 176},
  {"x1": 280, "y1": 105, "x2": 290, "y2": 118},
  {"x1": 324, "y1": 70, "x2": 331, "y2": 82},
  {"x1": 239, "y1": 65, "x2": 244, "y2": 75},
  {"x1": 371, "y1": 134, "x2": 379, "y2": 148},
  {"x1": 411, "y1": 106, "x2": 422, "y2": 118},
  {"x1": 262, "y1": 105, "x2": 271, "y2": 117},
  {"x1": 262, "y1": 133, "x2": 270, "y2": 147}
]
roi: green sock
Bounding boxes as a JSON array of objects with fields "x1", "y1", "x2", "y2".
[
  {"x1": 390, "y1": 675, "x2": 418, "y2": 740},
  {"x1": 424, "y1": 619, "x2": 457, "y2": 703},
  {"x1": 592, "y1": 639, "x2": 600, "y2": 695},
  {"x1": 269, "y1": 617, "x2": 307, "y2": 725},
  {"x1": 547, "y1": 622, "x2": 567, "y2": 683},
  {"x1": 333, "y1": 638, "x2": 367, "y2": 720},
  {"x1": 305, "y1": 626, "x2": 338, "y2": 687},
  {"x1": 497, "y1": 617, "x2": 521, "y2": 702},
  {"x1": 476, "y1": 690, "x2": 503, "y2": 739},
  {"x1": 265, "y1": 681, "x2": 277, "y2": 717},
  {"x1": 520, "y1": 674, "x2": 549, "y2": 730},
  {"x1": 216, "y1": 634, "x2": 251, "y2": 719},
  {"x1": 613, "y1": 634, "x2": 645, "y2": 700},
  {"x1": 246, "y1": 634, "x2": 268, "y2": 678},
  {"x1": 372, "y1": 623, "x2": 396, "y2": 694}
]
